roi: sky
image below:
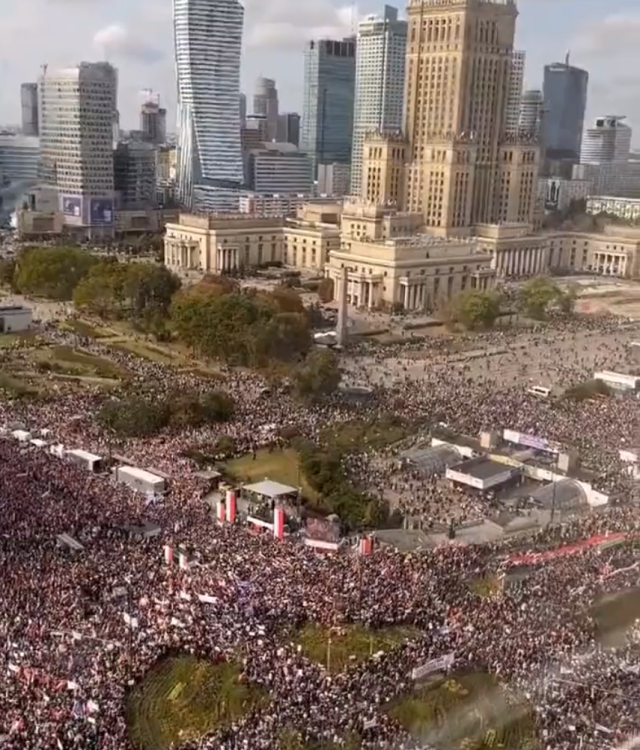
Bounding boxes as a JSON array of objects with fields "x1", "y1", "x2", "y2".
[{"x1": 0, "y1": 0, "x2": 639, "y2": 143}]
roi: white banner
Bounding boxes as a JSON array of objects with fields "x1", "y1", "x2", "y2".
[{"x1": 411, "y1": 652, "x2": 455, "y2": 681}]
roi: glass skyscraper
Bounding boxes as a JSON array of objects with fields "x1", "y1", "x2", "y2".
[
  {"x1": 173, "y1": 0, "x2": 244, "y2": 210},
  {"x1": 300, "y1": 37, "x2": 356, "y2": 176},
  {"x1": 542, "y1": 56, "x2": 589, "y2": 161}
]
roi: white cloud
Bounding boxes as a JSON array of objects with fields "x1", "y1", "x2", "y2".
[
  {"x1": 93, "y1": 23, "x2": 164, "y2": 64},
  {"x1": 573, "y1": 14, "x2": 640, "y2": 56}
]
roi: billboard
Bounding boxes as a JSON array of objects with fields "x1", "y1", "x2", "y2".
[
  {"x1": 89, "y1": 198, "x2": 114, "y2": 225},
  {"x1": 503, "y1": 428, "x2": 560, "y2": 454},
  {"x1": 61, "y1": 195, "x2": 82, "y2": 218}
]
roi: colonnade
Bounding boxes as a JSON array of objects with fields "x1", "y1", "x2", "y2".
[{"x1": 495, "y1": 247, "x2": 547, "y2": 278}]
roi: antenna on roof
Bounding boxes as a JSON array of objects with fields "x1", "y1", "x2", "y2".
[
  {"x1": 565, "y1": 50, "x2": 570, "y2": 66},
  {"x1": 351, "y1": 2, "x2": 358, "y2": 35}
]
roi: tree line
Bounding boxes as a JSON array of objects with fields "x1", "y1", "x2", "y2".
[
  {"x1": 0, "y1": 246, "x2": 342, "y2": 399},
  {"x1": 440, "y1": 277, "x2": 578, "y2": 330}
]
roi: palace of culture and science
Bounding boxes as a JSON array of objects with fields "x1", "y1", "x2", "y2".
[{"x1": 165, "y1": 0, "x2": 640, "y2": 311}]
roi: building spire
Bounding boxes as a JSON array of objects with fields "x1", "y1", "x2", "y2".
[{"x1": 565, "y1": 49, "x2": 570, "y2": 66}]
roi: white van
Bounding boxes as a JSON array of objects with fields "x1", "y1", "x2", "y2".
[{"x1": 527, "y1": 385, "x2": 551, "y2": 398}]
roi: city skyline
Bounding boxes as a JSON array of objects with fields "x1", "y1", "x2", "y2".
[{"x1": 0, "y1": 0, "x2": 638, "y2": 141}]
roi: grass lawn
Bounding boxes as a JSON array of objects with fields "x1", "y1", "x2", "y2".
[
  {"x1": 0, "y1": 331, "x2": 37, "y2": 348},
  {"x1": 59, "y1": 319, "x2": 111, "y2": 338},
  {"x1": 0, "y1": 371, "x2": 40, "y2": 398},
  {"x1": 322, "y1": 417, "x2": 410, "y2": 453},
  {"x1": 107, "y1": 338, "x2": 178, "y2": 365},
  {"x1": 298, "y1": 623, "x2": 419, "y2": 674},
  {"x1": 388, "y1": 672, "x2": 538, "y2": 750},
  {"x1": 591, "y1": 586, "x2": 640, "y2": 647},
  {"x1": 40, "y1": 345, "x2": 128, "y2": 380},
  {"x1": 128, "y1": 656, "x2": 264, "y2": 750},
  {"x1": 225, "y1": 448, "x2": 318, "y2": 501},
  {"x1": 468, "y1": 576, "x2": 503, "y2": 599}
]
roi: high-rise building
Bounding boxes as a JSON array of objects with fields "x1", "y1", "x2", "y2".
[
  {"x1": 350, "y1": 5, "x2": 407, "y2": 197},
  {"x1": 404, "y1": 0, "x2": 538, "y2": 233},
  {"x1": 505, "y1": 50, "x2": 525, "y2": 135},
  {"x1": 174, "y1": 0, "x2": 244, "y2": 210},
  {"x1": 239, "y1": 93, "x2": 247, "y2": 128},
  {"x1": 114, "y1": 141, "x2": 158, "y2": 207},
  {"x1": 580, "y1": 116, "x2": 632, "y2": 165},
  {"x1": 276, "y1": 113, "x2": 301, "y2": 147},
  {"x1": 519, "y1": 89, "x2": 544, "y2": 139},
  {"x1": 140, "y1": 94, "x2": 167, "y2": 144},
  {"x1": 300, "y1": 37, "x2": 356, "y2": 175},
  {"x1": 20, "y1": 83, "x2": 39, "y2": 137},
  {"x1": 253, "y1": 77, "x2": 279, "y2": 141},
  {"x1": 38, "y1": 62, "x2": 118, "y2": 232},
  {"x1": 542, "y1": 55, "x2": 588, "y2": 161},
  {"x1": 247, "y1": 143, "x2": 313, "y2": 195},
  {"x1": 0, "y1": 134, "x2": 40, "y2": 182}
]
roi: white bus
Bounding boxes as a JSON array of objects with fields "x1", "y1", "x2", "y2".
[
  {"x1": 594, "y1": 371, "x2": 640, "y2": 391},
  {"x1": 527, "y1": 385, "x2": 551, "y2": 398}
]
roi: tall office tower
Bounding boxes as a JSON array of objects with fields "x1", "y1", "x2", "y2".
[
  {"x1": 350, "y1": 5, "x2": 407, "y2": 197},
  {"x1": 39, "y1": 62, "x2": 117, "y2": 231},
  {"x1": 542, "y1": 54, "x2": 588, "y2": 161},
  {"x1": 300, "y1": 37, "x2": 356, "y2": 175},
  {"x1": 114, "y1": 141, "x2": 158, "y2": 207},
  {"x1": 519, "y1": 89, "x2": 544, "y2": 138},
  {"x1": 276, "y1": 112, "x2": 301, "y2": 147},
  {"x1": 253, "y1": 77, "x2": 279, "y2": 141},
  {"x1": 404, "y1": 0, "x2": 538, "y2": 232},
  {"x1": 174, "y1": 0, "x2": 244, "y2": 210},
  {"x1": 239, "y1": 93, "x2": 247, "y2": 128},
  {"x1": 504, "y1": 50, "x2": 525, "y2": 134},
  {"x1": 140, "y1": 92, "x2": 167, "y2": 144},
  {"x1": 20, "y1": 83, "x2": 39, "y2": 137},
  {"x1": 580, "y1": 116, "x2": 632, "y2": 164}
]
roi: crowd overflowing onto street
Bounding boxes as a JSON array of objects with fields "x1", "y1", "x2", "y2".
[{"x1": 2, "y1": 312, "x2": 640, "y2": 748}]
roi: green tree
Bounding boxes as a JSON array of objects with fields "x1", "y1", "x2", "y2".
[
  {"x1": 15, "y1": 246, "x2": 97, "y2": 300},
  {"x1": 73, "y1": 260, "x2": 128, "y2": 317},
  {"x1": 201, "y1": 390, "x2": 235, "y2": 422},
  {"x1": 269, "y1": 286, "x2": 305, "y2": 313},
  {"x1": 98, "y1": 395, "x2": 171, "y2": 437},
  {"x1": 455, "y1": 289, "x2": 502, "y2": 330},
  {"x1": 294, "y1": 349, "x2": 342, "y2": 401},
  {"x1": 555, "y1": 282, "x2": 578, "y2": 314},
  {"x1": 0, "y1": 259, "x2": 16, "y2": 288},
  {"x1": 517, "y1": 277, "x2": 560, "y2": 320},
  {"x1": 255, "y1": 312, "x2": 311, "y2": 363},
  {"x1": 317, "y1": 277, "x2": 335, "y2": 304},
  {"x1": 124, "y1": 263, "x2": 181, "y2": 318}
]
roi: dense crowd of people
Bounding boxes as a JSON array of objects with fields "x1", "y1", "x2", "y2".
[{"x1": 2, "y1": 313, "x2": 640, "y2": 748}]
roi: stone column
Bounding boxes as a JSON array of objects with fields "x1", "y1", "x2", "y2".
[{"x1": 403, "y1": 285, "x2": 409, "y2": 309}]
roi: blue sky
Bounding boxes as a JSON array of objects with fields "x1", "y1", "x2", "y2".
[{"x1": 1, "y1": 0, "x2": 638, "y2": 142}]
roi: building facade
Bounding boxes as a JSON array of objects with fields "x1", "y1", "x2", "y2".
[
  {"x1": 350, "y1": 5, "x2": 407, "y2": 197},
  {"x1": 164, "y1": 202, "x2": 341, "y2": 273},
  {"x1": 505, "y1": 50, "x2": 525, "y2": 135},
  {"x1": 247, "y1": 143, "x2": 313, "y2": 195},
  {"x1": 140, "y1": 98, "x2": 167, "y2": 145},
  {"x1": 38, "y1": 62, "x2": 118, "y2": 233},
  {"x1": 519, "y1": 89, "x2": 543, "y2": 139},
  {"x1": 542, "y1": 56, "x2": 589, "y2": 161},
  {"x1": 20, "y1": 83, "x2": 39, "y2": 137},
  {"x1": 174, "y1": 0, "x2": 244, "y2": 210},
  {"x1": 586, "y1": 196, "x2": 640, "y2": 223},
  {"x1": 538, "y1": 176, "x2": 592, "y2": 212},
  {"x1": 276, "y1": 113, "x2": 301, "y2": 147},
  {"x1": 317, "y1": 162, "x2": 352, "y2": 197},
  {"x1": 252, "y1": 77, "x2": 279, "y2": 142},
  {"x1": 403, "y1": 0, "x2": 538, "y2": 233},
  {"x1": 114, "y1": 141, "x2": 158, "y2": 208},
  {"x1": 300, "y1": 37, "x2": 356, "y2": 175},
  {"x1": 580, "y1": 116, "x2": 632, "y2": 165},
  {"x1": 0, "y1": 134, "x2": 40, "y2": 182}
]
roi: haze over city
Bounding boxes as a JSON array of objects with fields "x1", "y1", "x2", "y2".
[{"x1": 0, "y1": 0, "x2": 638, "y2": 137}]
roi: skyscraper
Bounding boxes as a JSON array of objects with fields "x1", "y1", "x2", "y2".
[
  {"x1": 253, "y1": 77, "x2": 279, "y2": 141},
  {"x1": 140, "y1": 93, "x2": 167, "y2": 144},
  {"x1": 20, "y1": 83, "x2": 39, "y2": 137},
  {"x1": 300, "y1": 37, "x2": 356, "y2": 175},
  {"x1": 519, "y1": 89, "x2": 544, "y2": 139},
  {"x1": 350, "y1": 5, "x2": 407, "y2": 197},
  {"x1": 505, "y1": 50, "x2": 525, "y2": 135},
  {"x1": 174, "y1": 0, "x2": 244, "y2": 210},
  {"x1": 39, "y1": 62, "x2": 117, "y2": 232},
  {"x1": 542, "y1": 54, "x2": 588, "y2": 161},
  {"x1": 404, "y1": 0, "x2": 538, "y2": 232},
  {"x1": 276, "y1": 113, "x2": 301, "y2": 147},
  {"x1": 580, "y1": 116, "x2": 632, "y2": 165}
]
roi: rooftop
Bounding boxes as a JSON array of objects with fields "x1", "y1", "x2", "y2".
[
  {"x1": 243, "y1": 479, "x2": 298, "y2": 499},
  {"x1": 453, "y1": 456, "x2": 515, "y2": 481}
]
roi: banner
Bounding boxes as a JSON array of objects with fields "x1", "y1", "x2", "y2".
[
  {"x1": 89, "y1": 198, "x2": 114, "y2": 225},
  {"x1": 411, "y1": 652, "x2": 455, "y2": 680},
  {"x1": 61, "y1": 195, "x2": 82, "y2": 218}
]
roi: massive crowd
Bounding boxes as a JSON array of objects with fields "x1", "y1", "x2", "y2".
[{"x1": 2, "y1": 314, "x2": 640, "y2": 748}]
